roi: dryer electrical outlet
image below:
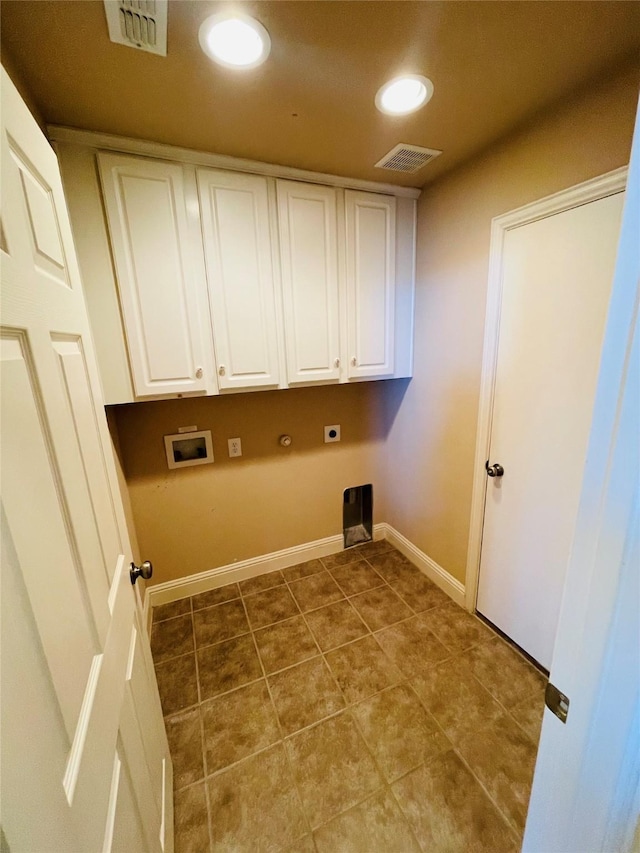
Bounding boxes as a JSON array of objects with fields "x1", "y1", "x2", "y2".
[{"x1": 324, "y1": 425, "x2": 341, "y2": 443}]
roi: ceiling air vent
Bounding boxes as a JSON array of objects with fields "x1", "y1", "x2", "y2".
[
  {"x1": 375, "y1": 143, "x2": 442, "y2": 174},
  {"x1": 104, "y1": 0, "x2": 168, "y2": 56}
]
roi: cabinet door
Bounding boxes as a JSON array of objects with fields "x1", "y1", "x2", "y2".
[
  {"x1": 197, "y1": 169, "x2": 280, "y2": 389},
  {"x1": 277, "y1": 180, "x2": 341, "y2": 383},
  {"x1": 345, "y1": 190, "x2": 396, "y2": 378},
  {"x1": 98, "y1": 153, "x2": 207, "y2": 397}
]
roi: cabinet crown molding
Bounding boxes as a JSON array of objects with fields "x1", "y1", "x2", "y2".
[{"x1": 48, "y1": 125, "x2": 422, "y2": 200}]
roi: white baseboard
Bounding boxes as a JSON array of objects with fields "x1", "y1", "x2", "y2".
[
  {"x1": 144, "y1": 522, "x2": 466, "y2": 630},
  {"x1": 144, "y1": 525, "x2": 384, "y2": 630},
  {"x1": 378, "y1": 522, "x2": 466, "y2": 608}
]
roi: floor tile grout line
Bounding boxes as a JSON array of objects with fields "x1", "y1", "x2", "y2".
[
  {"x1": 405, "y1": 647, "x2": 527, "y2": 843},
  {"x1": 482, "y1": 624, "x2": 550, "y2": 678},
  {"x1": 151, "y1": 607, "x2": 191, "y2": 626},
  {"x1": 243, "y1": 577, "x2": 304, "y2": 629},
  {"x1": 272, "y1": 568, "x2": 412, "y2": 834},
  {"x1": 165, "y1": 672, "x2": 267, "y2": 718},
  {"x1": 160, "y1": 545, "x2": 534, "y2": 850},
  {"x1": 277, "y1": 574, "x2": 355, "y2": 754},
  {"x1": 199, "y1": 595, "x2": 287, "y2": 843},
  {"x1": 452, "y1": 743, "x2": 524, "y2": 842},
  {"x1": 294, "y1": 591, "x2": 406, "y2": 804},
  {"x1": 149, "y1": 611, "x2": 196, "y2": 664},
  {"x1": 194, "y1": 587, "x2": 304, "y2": 850},
  {"x1": 183, "y1": 610, "x2": 464, "y2": 715},
  {"x1": 383, "y1": 773, "x2": 433, "y2": 853},
  {"x1": 459, "y1": 649, "x2": 546, "y2": 746},
  {"x1": 241, "y1": 590, "x2": 316, "y2": 841},
  {"x1": 285, "y1": 706, "x2": 388, "y2": 835},
  {"x1": 159, "y1": 545, "x2": 399, "y2": 841},
  {"x1": 173, "y1": 659, "x2": 525, "y2": 849},
  {"x1": 178, "y1": 552, "x2": 449, "y2": 637},
  {"x1": 285, "y1": 571, "x2": 347, "y2": 614},
  {"x1": 281, "y1": 580, "x2": 328, "y2": 662},
  {"x1": 175, "y1": 694, "x2": 444, "y2": 841},
  {"x1": 309, "y1": 781, "x2": 424, "y2": 853},
  {"x1": 308, "y1": 622, "x2": 373, "y2": 657},
  {"x1": 316, "y1": 681, "x2": 428, "y2": 848},
  {"x1": 191, "y1": 589, "x2": 241, "y2": 613},
  {"x1": 333, "y1": 578, "x2": 388, "y2": 598},
  {"x1": 504, "y1": 705, "x2": 545, "y2": 746},
  {"x1": 260, "y1": 648, "x2": 324, "y2": 679},
  {"x1": 185, "y1": 593, "x2": 214, "y2": 853},
  {"x1": 150, "y1": 540, "x2": 400, "y2": 622},
  {"x1": 387, "y1": 745, "x2": 514, "y2": 853},
  {"x1": 347, "y1": 592, "x2": 414, "y2": 633},
  {"x1": 160, "y1": 649, "x2": 410, "y2": 740},
  {"x1": 453, "y1": 631, "x2": 548, "y2": 727},
  {"x1": 155, "y1": 601, "x2": 455, "y2": 713},
  {"x1": 403, "y1": 685, "x2": 523, "y2": 846},
  {"x1": 256, "y1": 586, "x2": 442, "y2": 701},
  {"x1": 197, "y1": 703, "x2": 359, "y2": 788}
]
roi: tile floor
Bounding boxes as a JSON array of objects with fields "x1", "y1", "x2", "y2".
[{"x1": 151, "y1": 540, "x2": 547, "y2": 853}]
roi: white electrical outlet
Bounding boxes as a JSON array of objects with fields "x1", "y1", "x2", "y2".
[
  {"x1": 324, "y1": 425, "x2": 341, "y2": 443},
  {"x1": 228, "y1": 437, "x2": 242, "y2": 458}
]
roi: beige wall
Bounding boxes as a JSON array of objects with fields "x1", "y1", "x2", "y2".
[
  {"x1": 1, "y1": 49, "x2": 46, "y2": 132},
  {"x1": 106, "y1": 60, "x2": 638, "y2": 590},
  {"x1": 384, "y1": 63, "x2": 639, "y2": 584},
  {"x1": 112, "y1": 381, "x2": 403, "y2": 586}
]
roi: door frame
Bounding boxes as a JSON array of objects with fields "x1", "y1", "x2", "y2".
[{"x1": 464, "y1": 165, "x2": 628, "y2": 613}]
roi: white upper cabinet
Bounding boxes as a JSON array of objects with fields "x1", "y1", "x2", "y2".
[
  {"x1": 197, "y1": 169, "x2": 280, "y2": 389},
  {"x1": 98, "y1": 152, "x2": 208, "y2": 398},
  {"x1": 277, "y1": 180, "x2": 341, "y2": 384},
  {"x1": 59, "y1": 137, "x2": 416, "y2": 403},
  {"x1": 345, "y1": 190, "x2": 396, "y2": 379}
]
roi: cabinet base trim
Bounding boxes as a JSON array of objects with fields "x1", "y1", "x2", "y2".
[{"x1": 143, "y1": 522, "x2": 465, "y2": 631}]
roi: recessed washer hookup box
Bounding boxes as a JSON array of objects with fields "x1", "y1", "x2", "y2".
[{"x1": 164, "y1": 430, "x2": 214, "y2": 469}]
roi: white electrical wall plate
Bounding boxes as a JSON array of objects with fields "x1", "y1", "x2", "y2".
[
  {"x1": 228, "y1": 438, "x2": 242, "y2": 458},
  {"x1": 324, "y1": 425, "x2": 341, "y2": 443}
]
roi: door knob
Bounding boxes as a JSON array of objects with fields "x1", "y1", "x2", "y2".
[
  {"x1": 130, "y1": 560, "x2": 153, "y2": 585},
  {"x1": 485, "y1": 461, "x2": 504, "y2": 478}
]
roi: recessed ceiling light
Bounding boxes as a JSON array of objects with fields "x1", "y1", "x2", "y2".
[
  {"x1": 199, "y1": 13, "x2": 271, "y2": 70},
  {"x1": 375, "y1": 75, "x2": 434, "y2": 116}
]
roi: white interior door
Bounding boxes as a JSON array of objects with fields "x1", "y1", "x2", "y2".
[
  {"x1": 477, "y1": 190, "x2": 625, "y2": 669},
  {"x1": 277, "y1": 180, "x2": 341, "y2": 384},
  {"x1": 0, "y1": 67, "x2": 172, "y2": 852},
  {"x1": 197, "y1": 168, "x2": 281, "y2": 389},
  {"x1": 524, "y1": 102, "x2": 639, "y2": 853}
]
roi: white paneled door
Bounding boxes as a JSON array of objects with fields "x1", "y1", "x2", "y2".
[
  {"x1": 0, "y1": 68, "x2": 172, "y2": 852},
  {"x1": 477, "y1": 189, "x2": 625, "y2": 670}
]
